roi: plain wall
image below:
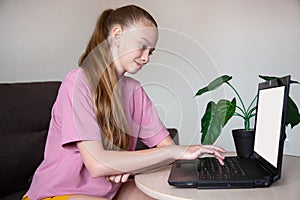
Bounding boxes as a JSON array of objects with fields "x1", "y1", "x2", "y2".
[{"x1": 1, "y1": 0, "x2": 299, "y2": 155}]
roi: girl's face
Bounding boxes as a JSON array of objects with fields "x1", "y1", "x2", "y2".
[{"x1": 110, "y1": 22, "x2": 158, "y2": 76}]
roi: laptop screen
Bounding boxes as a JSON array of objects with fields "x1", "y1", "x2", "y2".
[{"x1": 254, "y1": 86, "x2": 285, "y2": 167}]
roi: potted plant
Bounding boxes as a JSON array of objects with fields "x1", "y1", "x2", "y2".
[{"x1": 195, "y1": 75, "x2": 300, "y2": 157}]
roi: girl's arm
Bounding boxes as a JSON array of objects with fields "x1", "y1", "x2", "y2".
[
  {"x1": 77, "y1": 138, "x2": 226, "y2": 178},
  {"x1": 106, "y1": 135, "x2": 175, "y2": 183}
]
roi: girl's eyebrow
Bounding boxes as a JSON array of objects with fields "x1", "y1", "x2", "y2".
[{"x1": 140, "y1": 37, "x2": 152, "y2": 46}]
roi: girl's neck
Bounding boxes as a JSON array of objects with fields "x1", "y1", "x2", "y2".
[{"x1": 113, "y1": 61, "x2": 125, "y2": 79}]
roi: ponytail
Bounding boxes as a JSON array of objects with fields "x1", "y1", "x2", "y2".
[{"x1": 78, "y1": 9, "x2": 113, "y2": 66}]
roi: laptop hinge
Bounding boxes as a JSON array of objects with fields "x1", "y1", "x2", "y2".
[{"x1": 252, "y1": 152, "x2": 277, "y2": 182}]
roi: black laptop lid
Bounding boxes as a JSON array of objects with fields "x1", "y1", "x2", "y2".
[{"x1": 252, "y1": 75, "x2": 290, "y2": 180}]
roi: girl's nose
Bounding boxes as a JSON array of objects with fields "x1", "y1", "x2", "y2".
[{"x1": 141, "y1": 51, "x2": 149, "y2": 64}]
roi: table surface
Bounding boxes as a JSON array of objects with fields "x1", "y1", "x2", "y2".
[{"x1": 135, "y1": 154, "x2": 300, "y2": 200}]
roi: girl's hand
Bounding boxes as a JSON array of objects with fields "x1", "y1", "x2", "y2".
[
  {"x1": 171, "y1": 145, "x2": 226, "y2": 165},
  {"x1": 198, "y1": 145, "x2": 226, "y2": 165},
  {"x1": 107, "y1": 173, "x2": 132, "y2": 183}
]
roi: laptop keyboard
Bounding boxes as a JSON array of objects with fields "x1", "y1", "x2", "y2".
[{"x1": 197, "y1": 157, "x2": 248, "y2": 180}]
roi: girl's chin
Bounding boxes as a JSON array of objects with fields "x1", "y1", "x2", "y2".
[
  {"x1": 127, "y1": 66, "x2": 142, "y2": 74},
  {"x1": 127, "y1": 69, "x2": 140, "y2": 74}
]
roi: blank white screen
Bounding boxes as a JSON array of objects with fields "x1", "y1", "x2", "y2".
[{"x1": 254, "y1": 86, "x2": 285, "y2": 167}]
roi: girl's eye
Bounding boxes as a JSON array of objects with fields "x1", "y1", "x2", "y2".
[
  {"x1": 140, "y1": 43, "x2": 147, "y2": 50},
  {"x1": 139, "y1": 42, "x2": 154, "y2": 56}
]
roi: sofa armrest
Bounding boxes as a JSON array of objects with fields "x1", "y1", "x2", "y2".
[{"x1": 135, "y1": 128, "x2": 179, "y2": 150}]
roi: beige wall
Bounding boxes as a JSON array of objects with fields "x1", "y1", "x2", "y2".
[{"x1": 1, "y1": 0, "x2": 299, "y2": 155}]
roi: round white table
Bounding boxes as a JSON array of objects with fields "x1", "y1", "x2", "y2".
[{"x1": 135, "y1": 155, "x2": 300, "y2": 200}]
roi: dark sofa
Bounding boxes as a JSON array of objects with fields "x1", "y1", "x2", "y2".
[{"x1": 0, "y1": 81, "x2": 178, "y2": 199}]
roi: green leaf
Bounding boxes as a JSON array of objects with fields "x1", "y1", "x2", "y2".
[
  {"x1": 200, "y1": 98, "x2": 236, "y2": 145},
  {"x1": 201, "y1": 101, "x2": 222, "y2": 144},
  {"x1": 259, "y1": 75, "x2": 299, "y2": 84},
  {"x1": 201, "y1": 101, "x2": 216, "y2": 133},
  {"x1": 195, "y1": 75, "x2": 232, "y2": 96},
  {"x1": 259, "y1": 75, "x2": 279, "y2": 81},
  {"x1": 286, "y1": 97, "x2": 300, "y2": 128},
  {"x1": 216, "y1": 98, "x2": 236, "y2": 126}
]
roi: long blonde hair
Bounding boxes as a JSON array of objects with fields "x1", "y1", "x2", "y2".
[{"x1": 78, "y1": 5, "x2": 157, "y2": 150}]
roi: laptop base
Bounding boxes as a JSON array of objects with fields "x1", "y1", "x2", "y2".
[{"x1": 168, "y1": 156, "x2": 273, "y2": 189}]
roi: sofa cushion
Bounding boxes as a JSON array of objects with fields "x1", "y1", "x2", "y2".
[{"x1": 0, "y1": 82, "x2": 61, "y2": 196}]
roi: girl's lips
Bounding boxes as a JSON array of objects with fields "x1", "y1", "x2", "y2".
[{"x1": 135, "y1": 61, "x2": 143, "y2": 68}]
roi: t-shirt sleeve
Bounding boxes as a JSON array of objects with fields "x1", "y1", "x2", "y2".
[
  {"x1": 128, "y1": 85, "x2": 169, "y2": 148},
  {"x1": 58, "y1": 75, "x2": 102, "y2": 150}
]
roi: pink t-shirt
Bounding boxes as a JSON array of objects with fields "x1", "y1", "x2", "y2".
[{"x1": 27, "y1": 68, "x2": 169, "y2": 200}]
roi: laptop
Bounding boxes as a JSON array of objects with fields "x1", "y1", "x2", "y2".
[{"x1": 168, "y1": 75, "x2": 290, "y2": 189}]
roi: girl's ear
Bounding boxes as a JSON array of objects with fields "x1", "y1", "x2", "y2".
[{"x1": 111, "y1": 25, "x2": 122, "y2": 47}]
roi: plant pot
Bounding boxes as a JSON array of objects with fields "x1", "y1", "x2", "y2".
[{"x1": 232, "y1": 129, "x2": 255, "y2": 158}]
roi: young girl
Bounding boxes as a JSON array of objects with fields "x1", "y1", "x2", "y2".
[{"x1": 23, "y1": 5, "x2": 226, "y2": 200}]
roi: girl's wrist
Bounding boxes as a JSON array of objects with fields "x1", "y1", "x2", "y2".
[{"x1": 165, "y1": 144, "x2": 182, "y2": 160}]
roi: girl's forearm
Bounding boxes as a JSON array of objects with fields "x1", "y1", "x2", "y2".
[
  {"x1": 77, "y1": 141, "x2": 179, "y2": 177},
  {"x1": 103, "y1": 147, "x2": 175, "y2": 174}
]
